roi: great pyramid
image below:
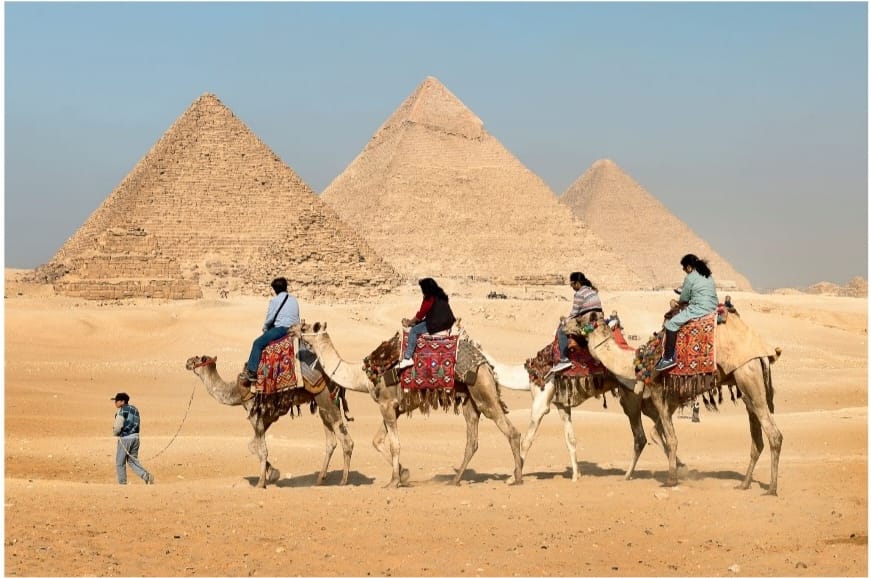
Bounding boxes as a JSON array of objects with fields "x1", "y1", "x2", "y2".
[
  {"x1": 37, "y1": 93, "x2": 401, "y2": 300},
  {"x1": 560, "y1": 159, "x2": 752, "y2": 290},
  {"x1": 321, "y1": 77, "x2": 644, "y2": 289}
]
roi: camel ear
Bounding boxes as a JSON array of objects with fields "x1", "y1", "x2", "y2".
[
  {"x1": 323, "y1": 321, "x2": 327, "y2": 331},
  {"x1": 313, "y1": 321, "x2": 321, "y2": 333}
]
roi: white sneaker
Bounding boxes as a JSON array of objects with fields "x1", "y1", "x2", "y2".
[
  {"x1": 397, "y1": 358, "x2": 414, "y2": 369},
  {"x1": 551, "y1": 360, "x2": 573, "y2": 373}
]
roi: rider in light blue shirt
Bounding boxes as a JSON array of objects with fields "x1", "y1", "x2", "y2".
[
  {"x1": 245, "y1": 277, "x2": 300, "y2": 381},
  {"x1": 656, "y1": 254, "x2": 719, "y2": 372}
]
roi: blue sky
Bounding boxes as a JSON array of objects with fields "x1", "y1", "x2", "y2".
[{"x1": 4, "y1": 1, "x2": 868, "y2": 290}]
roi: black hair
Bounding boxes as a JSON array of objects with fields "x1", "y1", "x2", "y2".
[
  {"x1": 418, "y1": 277, "x2": 449, "y2": 302},
  {"x1": 271, "y1": 277, "x2": 288, "y2": 294},
  {"x1": 680, "y1": 254, "x2": 712, "y2": 278},
  {"x1": 569, "y1": 272, "x2": 597, "y2": 291}
]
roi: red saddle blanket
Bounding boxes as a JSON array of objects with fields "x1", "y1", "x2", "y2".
[
  {"x1": 635, "y1": 312, "x2": 718, "y2": 386},
  {"x1": 399, "y1": 331, "x2": 460, "y2": 390},
  {"x1": 671, "y1": 312, "x2": 717, "y2": 376},
  {"x1": 254, "y1": 334, "x2": 298, "y2": 395},
  {"x1": 525, "y1": 337, "x2": 606, "y2": 388}
]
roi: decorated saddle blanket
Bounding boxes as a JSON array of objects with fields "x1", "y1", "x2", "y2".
[
  {"x1": 524, "y1": 337, "x2": 606, "y2": 389},
  {"x1": 635, "y1": 312, "x2": 718, "y2": 394},
  {"x1": 363, "y1": 332, "x2": 488, "y2": 390},
  {"x1": 254, "y1": 334, "x2": 299, "y2": 395},
  {"x1": 399, "y1": 331, "x2": 460, "y2": 389}
]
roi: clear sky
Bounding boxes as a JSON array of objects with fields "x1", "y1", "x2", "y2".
[{"x1": 4, "y1": 1, "x2": 868, "y2": 290}]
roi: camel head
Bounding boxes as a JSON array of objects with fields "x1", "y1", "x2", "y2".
[
  {"x1": 185, "y1": 355, "x2": 217, "y2": 371},
  {"x1": 299, "y1": 321, "x2": 330, "y2": 350}
]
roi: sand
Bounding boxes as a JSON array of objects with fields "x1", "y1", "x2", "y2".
[{"x1": 4, "y1": 272, "x2": 867, "y2": 576}]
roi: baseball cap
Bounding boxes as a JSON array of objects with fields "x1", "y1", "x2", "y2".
[{"x1": 110, "y1": 392, "x2": 130, "y2": 402}]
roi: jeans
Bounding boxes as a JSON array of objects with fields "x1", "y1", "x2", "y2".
[
  {"x1": 247, "y1": 326, "x2": 289, "y2": 372},
  {"x1": 556, "y1": 325, "x2": 570, "y2": 362},
  {"x1": 404, "y1": 321, "x2": 428, "y2": 359},
  {"x1": 116, "y1": 434, "x2": 150, "y2": 484}
]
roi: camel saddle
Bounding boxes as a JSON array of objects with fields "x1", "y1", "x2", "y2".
[
  {"x1": 524, "y1": 337, "x2": 607, "y2": 389},
  {"x1": 363, "y1": 331, "x2": 488, "y2": 389},
  {"x1": 251, "y1": 332, "x2": 325, "y2": 396}
]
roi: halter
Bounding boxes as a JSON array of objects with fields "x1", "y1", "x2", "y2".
[{"x1": 191, "y1": 357, "x2": 216, "y2": 374}]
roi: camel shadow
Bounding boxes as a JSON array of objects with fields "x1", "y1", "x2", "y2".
[
  {"x1": 244, "y1": 470, "x2": 376, "y2": 488},
  {"x1": 419, "y1": 468, "x2": 515, "y2": 486},
  {"x1": 524, "y1": 461, "x2": 625, "y2": 481}
]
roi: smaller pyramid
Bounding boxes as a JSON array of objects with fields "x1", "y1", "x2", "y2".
[
  {"x1": 322, "y1": 77, "x2": 644, "y2": 289},
  {"x1": 560, "y1": 159, "x2": 752, "y2": 290},
  {"x1": 37, "y1": 93, "x2": 401, "y2": 300}
]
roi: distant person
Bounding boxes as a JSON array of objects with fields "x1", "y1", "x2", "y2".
[
  {"x1": 724, "y1": 295, "x2": 738, "y2": 313},
  {"x1": 245, "y1": 277, "x2": 300, "y2": 381},
  {"x1": 655, "y1": 254, "x2": 719, "y2": 372},
  {"x1": 398, "y1": 278, "x2": 456, "y2": 369},
  {"x1": 607, "y1": 310, "x2": 622, "y2": 329},
  {"x1": 549, "y1": 272, "x2": 603, "y2": 376},
  {"x1": 111, "y1": 392, "x2": 154, "y2": 485}
]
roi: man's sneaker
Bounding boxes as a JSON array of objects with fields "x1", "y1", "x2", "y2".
[
  {"x1": 654, "y1": 357, "x2": 677, "y2": 372},
  {"x1": 397, "y1": 358, "x2": 414, "y2": 369},
  {"x1": 550, "y1": 360, "x2": 573, "y2": 374},
  {"x1": 145, "y1": 473, "x2": 155, "y2": 485},
  {"x1": 244, "y1": 369, "x2": 258, "y2": 382}
]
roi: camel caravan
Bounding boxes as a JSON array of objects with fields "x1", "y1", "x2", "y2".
[{"x1": 185, "y1": 267, "x2": 784, "y2": 495}]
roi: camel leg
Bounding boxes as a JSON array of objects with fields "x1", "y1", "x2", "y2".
[
  {"x1": 554, "y1": 402, "x2": 580, "y2": 481},
  {"x1": 734, "y1": 361, "x2": 782, "y2": 496},
  {"x1": 453, "y1": 398, "x2": 481, "y2": 485},
  {"x1": 641, "y1": 395, "x2": 686, "y2": 470},
  {"x1": 618, "y1": 391, "x2": 647, "y2": 481},
  {"x1": 467, "y1": 372, "x2": 523, "y2": 485},
  {"x1": 246, "y1": 415, "x2": 273, "y2": 489},
  {"x1": 648, "y1": 389, "x2": 679, "y2": 486},
  {"x1": 379, "y1": 400, "x2": 405, "y2": 488},
  {"x1": 520, "y1": 382, "x2": 554, "y2": 468},
  {"x1": 315, "y1": 393, "x2": 354, "y2": 486},
  {"x1": 372, "y1": 419, "x2": 410, "y2": 485}
]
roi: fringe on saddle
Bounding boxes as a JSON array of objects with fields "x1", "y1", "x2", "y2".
[
  {"x1": 524, "y1": 339, "x2": 613, "y2": 409},
  {"x1": 364, "y1": 331, "x2": 497, "y2": 417},
  {"x1": 237, "y1": 374, "x2": 350, "y2": 421}
]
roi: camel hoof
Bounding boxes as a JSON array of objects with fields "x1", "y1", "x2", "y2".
[
  {"x1": 315, "y1": 476, "x2": 327, "y2": 486},
  {"x1": 663, "y1": 479, "x2": 678, "y2": 487},
  {"x1": 399, "y1": 468, "x2": 410, "y2": 484},
  {"x1": 339, "y1": 476, "x2": 349, "y2": 486},
  {"x1": 508, "y1": 478, "x2": 523, "y2": 486},
  {"x1": 764, "y1": 489, "x2": 778, "y2": 497},
  {"x1": 267, "y1": 469, "x2": 281, "y2": 484},
  {"x1": 383, "y1": 480, "x2": 400, "y2": 489}
]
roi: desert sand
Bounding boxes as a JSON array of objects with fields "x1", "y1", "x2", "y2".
[{"x1": 4, "y1": 272, "x2": 867, "y2": 576}]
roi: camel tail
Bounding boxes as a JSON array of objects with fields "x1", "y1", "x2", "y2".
[{"x1": 762, "y1": 357, "x2": 775, "y2": 414}]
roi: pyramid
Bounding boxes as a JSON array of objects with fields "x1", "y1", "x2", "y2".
[
  {"x1": 560, "y1": 159, "x2": 752, "y2": 291},
  {"x1": 321, "y1": 77, "x2": 644, "y2": 289},
  {"x1": 38, "y1": 93, "x2": 401, "y2": 300}
]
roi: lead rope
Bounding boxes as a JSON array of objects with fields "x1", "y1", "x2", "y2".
[{"x1": 117, "y1": 382, "x2": 197, "y2": 463}]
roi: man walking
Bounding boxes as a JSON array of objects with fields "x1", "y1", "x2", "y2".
[{"x1": 111, "y1": 392, "x2": 154, "y2": 485}]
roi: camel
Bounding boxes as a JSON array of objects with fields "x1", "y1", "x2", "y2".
[
  {"x1": 298, "y1": 322, "x2": 523, "y2": 488},
  {"x1": 184, "y1": 354, "x2": 354, "y2": 488},
  {"x1": 565, "y1": 311, "x2": 783, "y2": 495},
  {"x1": 518, "y1": 340, "x2": 679, "y2": 482}
]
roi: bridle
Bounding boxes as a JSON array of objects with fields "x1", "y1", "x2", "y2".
[{"x1": 191, "y1": 357, "x2": 216, "y2": 376}]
